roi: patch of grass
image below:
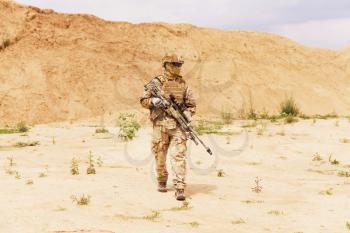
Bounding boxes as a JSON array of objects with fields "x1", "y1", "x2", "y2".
[
  {"x1": 71, "y1": 194, "x2": 91, "y2": 205},
  {"x1": 14, "y1": 171, "x2": 21, "y2": 179},
  {"x1": 117, "y1": 113, "x2": 141, "y2": 141},
  {"x1": 26, "y1": 179, "x2": 34, "y2": 185},
  {"x1": 95, "y1": 128, "x2": 109, "y2": 134},
  {"x1": 168, "y1": 201, "x2": 192, "y2": 211},
  {"x1": 346, "y1": 222, "x2": 350, "y2": 230},
  {"x1": 14, "y1": 141, "x2": 40, "y2": 147},
  {"x1": 231, "y1": 218, "x2": 246, "y2": 224},
  {"x1": 217, "y1": 169, "x2": 225, "y2": 177},
  {"x1": 221, "y1": 108, "x2": 233, "y2": 125},
  {"x1": 142, "y1": 211, "x2": 161, "y2": 221},
  {"x1": 70, "y1": 158, "x2": 79, "y2": 175},
  {"x1": 16, "y1": 121, "x2": 29, "y2": 133},
  {"x1": 6, "y1": 156, "x2": 15, "y2": 167},
  {"x1": 86, "y1": 151, "x2": 96, "y2": 175},
  {"x1": 54, "y1": 206, "x2": 66, "y2": 212},
  {"x1": 340, "y1": 138, "x2": 350, "y2": 143},
  {"x1": 188, "y1": 221, "x2": 199, "y2": 228},
  {"x1": 338, "y1": 170, "x2": 350, "y2": 177},
  {"x1": 268, "y1": 210, "x2": 284, "y2": 216},
  {"x1": 328, "y1": 154, "x2": 340, "y2": 165},
  {"x1": 284, "y1": 115, "x2": 298, "y2": 124},
  {"x1": 312, "y1": 153, "x2": 322, "y2": 161},
  {"x1": 241, "y1": 121, "x2": 257, "y2": 128},
  {"x1": 280, "y1": 96, "x2": 299, "y2": 116},
  {"x1": 0, "y1": 128, "x2": 17, "y2": 134},
  {"x1": 319, "y1": 188, "x2": 333, "y2": 195}
]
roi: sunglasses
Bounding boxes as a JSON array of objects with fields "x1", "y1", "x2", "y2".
[{"x1": 170, "y1": 62, "x2": 183, "y2": 67}]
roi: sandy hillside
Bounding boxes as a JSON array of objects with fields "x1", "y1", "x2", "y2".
[
  {"x1": 0, "y1": 118, "x2": 350, "y2": 233},
  {"x1": 0, "y1": 0, "x2": 349, "y2": 126}
]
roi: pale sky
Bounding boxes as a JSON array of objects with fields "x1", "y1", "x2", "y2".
[{"x1": 15, "y1": 0, "x2": 350, "y2": 49}]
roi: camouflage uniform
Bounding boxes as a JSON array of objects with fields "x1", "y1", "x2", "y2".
[{"x1": 140, "y1": 56, "x2": 196, "y2": 190}]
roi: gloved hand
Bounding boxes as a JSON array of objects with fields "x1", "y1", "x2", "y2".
[
  {"x1": 151, "y1": 97, "x2": 162, "y2": 107},
  {"x1": 183, "y1": 111, "x2": 192, "y2": 122}
]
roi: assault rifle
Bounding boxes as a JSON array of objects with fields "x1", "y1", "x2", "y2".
[{"x1": 144, "y1": 80, "x2": 213, "y2": 155}]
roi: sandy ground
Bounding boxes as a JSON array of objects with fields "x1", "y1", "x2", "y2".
[{"x1": 0, "y1": 118, "x2": 350, "y2": 233}]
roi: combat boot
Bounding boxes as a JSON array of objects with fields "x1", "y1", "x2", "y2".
[
  {"x1": 175, "y1": 189, "x2": 186, "y2": 201},
  {"x1": 157, "y1": 182, "x2": 167, "y2": 192}
]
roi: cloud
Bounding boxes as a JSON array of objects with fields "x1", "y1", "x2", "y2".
[
  {"x1": 14, "y1": 0, "x2": 350, "y2": 49},
  {"x1": 270, "y1": 18, "x2": 350, "y2": 49}
]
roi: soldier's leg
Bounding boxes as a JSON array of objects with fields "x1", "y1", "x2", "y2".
[
  {"x1": 151, "y1": 126, "x2": 170, "y2": 185},
  {"x1": 169, "y1": 128, "x2": 188, "y2": 191}
]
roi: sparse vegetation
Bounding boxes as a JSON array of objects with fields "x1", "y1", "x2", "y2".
[
  {"x1": 194, "y1": 120, "x2": 238, "y2": 136},
  {"x1": 87, "y1": 151, "x2": 96, "y2": 174},
  {"x1": 346, "y1": 221, "x2": 350, "y2": 230},
  {"x1": 221, "y1": 107, "x2": 234, "y2": 124},
  {"x1": 188, "y1": 221, "x2": 200, "y2": 228},
  {"x1": 0, "y1": 121, "x2": 29, "y2": 134},
  {"x1": 319, "y1": 188, "x2": 333, "y2": 195},
  {"x1": 95, "y1": 128, "x2": 109, "y2": 134},
  {"x1": 284, "y1": 115, "x2": 298, "y2": 124},
  {"x1": 14, "y1": 171, "x2": 21, "y2": 179},
  {"x1": 97, "y1": 156, "x2": 103, "y2": 167},
  {"x1": 142, "y1": 210, "x2": 161, "y2": 221},
  {"x1": 117, "y1": 113, "x2": 141, "y2": 141},
  {"x1": 340, "y1": 138, "x2": 350, "y2": 143},
  {"x1": 71, "y1": 194, "x2": 91, "y2": 205},
  {"x1": 26, "y1": 179, "x2": 34, "y2": 185},
  {"x1": 217, "y1": 169, "x2": 225, "y2": 177},
  {"x1": 167, "y1": 201, "x2": 192, "y2": 211},
  {"x1": 280, "y1": 96, "x2": 299, "y2": 116},
  {"x1": 328, "y1": 154, "x2": 339, "y2": 165},
  {"x1": 338, "y1": 170, "x2": 350, "y2": 177},
  {"x1": 276, "y1": 130, "x2": 285, "y2": 136},
  {"x1": 231, "y1": 218, "x2": 246, "y2": 224},
  {"x1": 312, "y1": 153, "x2": 322, "y2": 161},
  {"x1": 14, "y1": 141, "x2": 40, "y2": 147},
  {"x1": 241, "y1": 120, "x2": 257, "y2": 128},
  {"x1": 268, "y1": 210, "x2": 284, "y2": 216},
  {"x1": 6, "y1": 156, "x2": 15, "y2": 167},
  {"x1": 241, "y1": 200, "x2": 264, "y2": 204},
  {"x1": 251, "y1": 176, "x2": 263, "y2": 193},
  {"x1": 70, "y1": 158, "x2": 79, "y2": 175}
]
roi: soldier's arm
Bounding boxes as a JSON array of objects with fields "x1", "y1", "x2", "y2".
[
  {"x1": 184, "y1": 86, "x2": 196, "y2": 115},
  {"x1": 139, "y1": 88, "x2": 153, "y2": 109}
]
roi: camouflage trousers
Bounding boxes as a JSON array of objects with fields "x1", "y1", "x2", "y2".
[{"x1": 151, "y1": 124, "x2": 188, "y2": 189}]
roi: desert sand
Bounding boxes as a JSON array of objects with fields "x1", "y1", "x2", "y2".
[
  {"x1": 1, "y1": 0, "x2": 350, "y2": 125},
  {"x1": 1, "y1": 118, "x2": 350, "y2": 233}
]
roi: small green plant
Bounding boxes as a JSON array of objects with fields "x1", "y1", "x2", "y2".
[
  {"x1": 340, "y1": 138, "x2": 350, "y2": 143},
  {"x1": 251, "y1": 176, "x2": 263, "y2": 193},
  {"x1": 346, "y1": 221, "x2": 350, "y2": 230},
  {"x1": 169, "y1": 201, "x2": 192, "y2": 211},
  {"x1": 71, "y1": 194, "x2": 91, "y2": 205},
  {"x1": 188, "y1": 221, "x2": 199, "y2": 228},
  {"x1": 26, "y1": 179, "x2": 34, "y2": 185},
  {"x1": 52, "y1": 137, "x2": 56, "y2": 145},
  {"x1": 221, "y1": 108, "x2": 233, "y2": 125},
  {"x1": 338, "y1": 170, "x2": 350, "y2": 177},
  {"x1": 268, "y1": 210, "x2": 284, "y2": 216},
  {"x1": 319, "y1": 188, "x2": 333, "y2": 195},
  {"x1": 16, "y1": 121, "x2": 29, "y2": 133},
  {"x1": 142, "y1": 210, "x2": 161, "y2": 221},
  {"x1": 328, "y1": 154, "x2": 339, "y2": 165},
  {"x1": 95, "y1": 128, "x2": 109, "y2": 133},
  {"x1": 14, "y1": 141, "x2": 40, "y2": 147},
  {"x1": 96, "y1": 156, "x2": 103, "y2": 167},
  {"x1": 217, "y1": 169, "x2": 225, "y2": 177},
  {"x1": 14, "y1": 171, "x2": 21, "y2": 179},
  {"x1": 117, "y1": 113, "x2": 141, "y2": 141},
  {"x1": 87, "y1": 151, "x2": 96, "y2": 174},
  {"x1": 280, "y1": 96, "x2": 299, "y2": 116},
  {"x1": 312, "y1": 153, "x2": 322, "y2": 161},
  {"x1": 6, "y1": 156, "x2": 15, "y2": 167},
  {"x1": 284, "y1": 115, "x2": 298, "y2": 124},
  {"x1": 70, "y1": 158, "x2": 79, "y2": 175},
  {"x1": 231, "y1": 218, "x2": 246, "y2": 224}
]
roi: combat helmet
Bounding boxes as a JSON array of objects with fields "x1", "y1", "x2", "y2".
[{"x1": 161, "y1": 54, "x2": 184, "y2": 67}]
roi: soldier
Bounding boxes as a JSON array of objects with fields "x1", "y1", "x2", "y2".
[{"x1": 140, "y1": 54, "x2": 196, "y2": 201}]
